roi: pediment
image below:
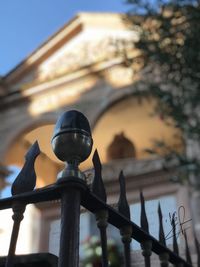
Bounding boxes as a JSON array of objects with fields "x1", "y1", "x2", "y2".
[{"x1": 5, "y1": 13, "x2": 138, "y2": 92}]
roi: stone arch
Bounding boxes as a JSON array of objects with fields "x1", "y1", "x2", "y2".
[
  {"x1": 1, "y1": 112, "x2": 59, "y2": 162},
  {"x1": 3, "y1": 112, "x2": 63, "y2": 187},
  {"x1": 83, "y1": 93, "x2": 183, "y2": 167},
  {"x1": 90, "y1": 88, "x2": 137, "y2": 129}
]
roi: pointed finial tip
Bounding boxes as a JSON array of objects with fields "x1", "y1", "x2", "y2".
[
  {"x1": 140, "y1": 190, "x2": 145, "y2": 202},
  {"x1": 25, "y1": 140, "x2": 41, "y2": 160},
  {"x1": 119, "y1": 170, "x2": 124, "y2": 179},
  {"x1": 118, "y1": 171, "x2": 126, "y2": 188},
  {"x1": 92, "y1": 149, "x2": 102, "y2": 170},
  {"x1": 34, "y1": 140, "x2": 41, "y2": 151},
  {"x1": 158, "y1": 202, "x2": 163, "y2": 219},
  {"x1": 92, "y1": 149, "x2": 99, "y2": 161}
]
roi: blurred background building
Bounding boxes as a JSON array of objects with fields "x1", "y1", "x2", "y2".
[{"x1": 0, "y1": 12, "x2": 198, "y2": 265}]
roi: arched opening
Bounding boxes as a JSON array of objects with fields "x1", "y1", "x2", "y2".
[
  {"x1": 0, "y1": 166, "x2": 20, "y2": 198},
  {"x1": 4, "y1": 124, "x2": 64, "y2": 188},
  {"x1": 82, "y1": 96, "x2": 183, "y2": 168},
  {"x1": 107, "y1": 132, "x2": 136, "y2": 161}
]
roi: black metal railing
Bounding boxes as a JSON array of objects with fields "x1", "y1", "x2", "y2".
[{"x1": 0, "y1": 110, "x2": 199, "y2": 267}]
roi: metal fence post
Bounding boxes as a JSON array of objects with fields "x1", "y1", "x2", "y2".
[
  {"x1": 58, "y1": 178, "x2": 85, "y2": 267},
  {"x1": 52, "y1": 110, "x2": 93, "y2": 267},
  {"x1": 2, "y1": 109, "x2": 194, "y2": 267}
]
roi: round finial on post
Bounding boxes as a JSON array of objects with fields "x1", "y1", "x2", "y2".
[{"x1": 52, "y1": 110, "x2": 93, "y2": 181}]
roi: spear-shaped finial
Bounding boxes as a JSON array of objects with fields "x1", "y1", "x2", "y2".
[
  {"x1": 91, "y1": 149, "x2": 107, "y2": 202},
  {"x1": 11, "y1": 141, "x2": 40, "y2": 195},
  {"x1": 92, "y1": 150, "x2": 108, "y2": 267},
  {"x1": 158, "y1": 203, "x2": 169, "y2": 267},
  {"x1": 6, "y1": 141, "x2": 40, "y2": 267},
  {"x1": 171, "y1": 214, "x2": 179, "y2": 256},
  {"x1": 140, "y1": 191, "x2": 149, "y2": 234},
  {"x1": 118, "y1": 171, "x2": 130, "y2": 219},
  {"x1": 117, "y1": 171, "x2": 132, "y2": 267},
  {"x1": 158, "y1": 203, "x2": 166, "y2": 246}
]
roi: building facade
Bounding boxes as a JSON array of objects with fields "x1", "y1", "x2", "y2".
[{"x1": 0, "y1": 13, "x2": 198, "y2": 265}]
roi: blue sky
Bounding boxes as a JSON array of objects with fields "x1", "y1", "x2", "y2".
[{"x1": 0, "y1": 0, "x2": 129, "y2": 76}]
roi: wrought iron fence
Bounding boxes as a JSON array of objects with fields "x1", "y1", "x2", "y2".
[{"x1": 0, "y1": 110, "x2": 199, "y2": 267}]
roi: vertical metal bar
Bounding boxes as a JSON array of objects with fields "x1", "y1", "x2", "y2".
[
  {"x1": 145, "y1": 257, "x2": 150, "y2": 267},
  {"x1": 6, "y1": 203, "x2": 26, "y2": 267},
  {"x1": 58, "y1": 187, "x2": 81, "y2": 267},
  {"x1": 159, "y1": 253, "x2": 169, "y2": 267},
  {"x1": 96, "y1": 210, "x2": 109, "y2": 267},
  {"x1": 171, "y1": 213, "x2": 182, "y2": 267},
  {"x1": 92, "y1": 150, "x2": 109, "y2": 267},
  {"x1": 195, "y1": 236, "x2": 200, "y2": 267},
  {"x1": 6, "y1": 141, "x2": 40, "y2": 267},
  {"x1": 141, "y1": 240, "x2": 152, "y2": 267},
  {"x1": 184, "y1": 231, "x2": 192, "y2": 266},
  {"x1": 91, "y1": 150, "x2": 107, "y2": 202},
  {"x1": 158, "y1": 203, "x2": 169, "y2": 267},
  {"x1": 171, "y1": 214, "x2": 179, "y2": 256},
  {"x1": 51, "y1": 111, "x2": 93, "y2": 267},
  {"x1": 120, "y1": 225, "x2": 132, "y2": 267},
  {"x1": 140, "y1": 191, "x2": 152, "y2": 267},
  {"x1": 118, "y1": 171, "x2": 132, "y2": 267},
  {"x1": 124, "y1": 241, "x2": 131, "y2": 267}
]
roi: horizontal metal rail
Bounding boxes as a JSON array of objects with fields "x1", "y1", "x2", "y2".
[{"x1": 0, "y1": 179, "x2": 192, "y2": 267}]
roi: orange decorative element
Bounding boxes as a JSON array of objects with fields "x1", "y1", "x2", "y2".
[{"x1": 107, "y1": 132, "x2": 136, "y2": 161}]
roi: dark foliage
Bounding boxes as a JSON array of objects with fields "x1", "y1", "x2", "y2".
[{"x1": 125, "y1": 0, "x2": 200, "y2": 182}]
